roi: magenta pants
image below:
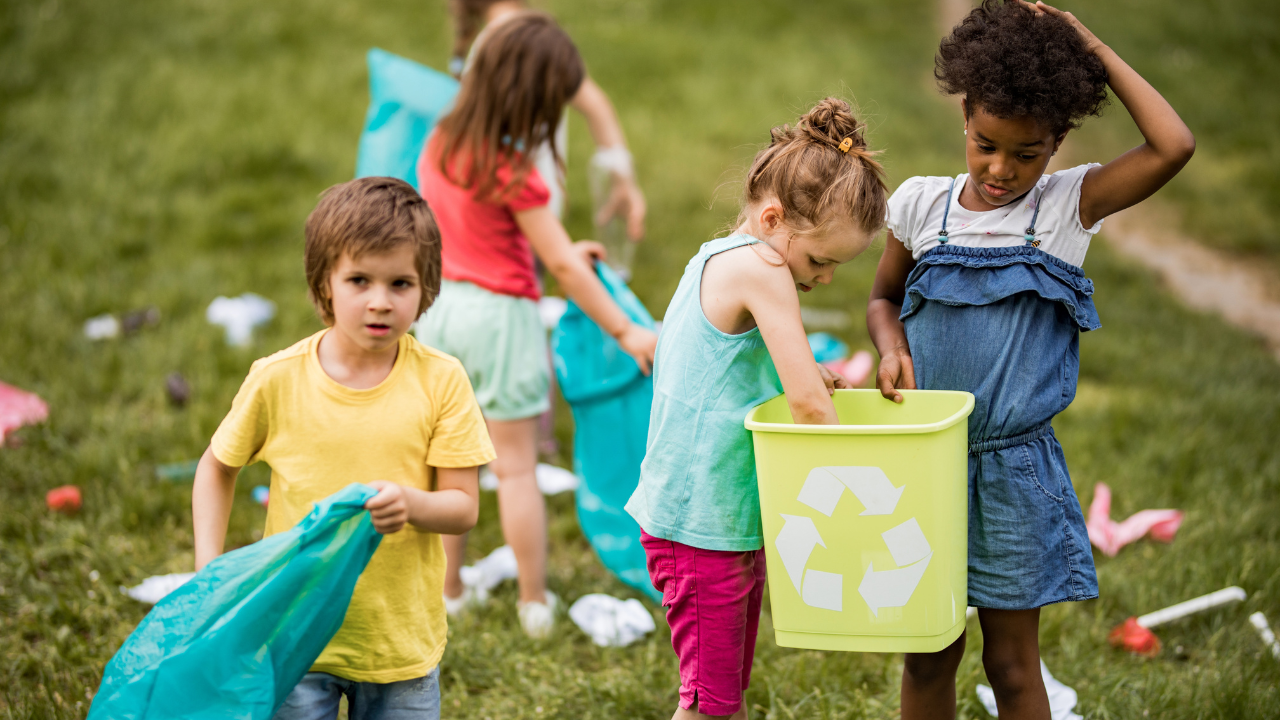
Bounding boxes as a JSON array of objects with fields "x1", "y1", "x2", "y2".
[{"x1": 640, "y1": 531, "x2": 767, "y2": 716}]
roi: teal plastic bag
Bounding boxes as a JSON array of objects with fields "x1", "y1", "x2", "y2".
[
  {"x1": 88, "y1": 484, "x2": 382, "y2": 720},
  {"x1": 552, "y1": 264, "x2": 661, "y2": 603},
  {"x1": 355, "y1": 48, "x2": 459, "y2": 187}
]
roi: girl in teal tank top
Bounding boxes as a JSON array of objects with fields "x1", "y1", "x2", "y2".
[{"x1": 625, "y1": 98, "x2": 889, "y2": 720}]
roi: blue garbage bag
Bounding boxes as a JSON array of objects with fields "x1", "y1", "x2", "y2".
[
  {"x1": 807, "y1": 331, "x2": 849, "y2": 364},
  {"x1": 355, "y1": 48, "x2": 459, "y2": 187},
  {"x1": 89, "y1": 484, "x2": 383, "y2": 720},
  {"x1": 552, "y1": 264, "x2": 661, "y2": 603}
]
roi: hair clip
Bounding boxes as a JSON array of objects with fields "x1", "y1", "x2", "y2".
[{"x1": 837, "y1": 137, "x2": 854, "y2": 154}]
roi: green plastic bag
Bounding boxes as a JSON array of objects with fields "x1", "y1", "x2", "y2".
[{"x1": 88, "y1": 484, "x2": 383, "y2": 719}]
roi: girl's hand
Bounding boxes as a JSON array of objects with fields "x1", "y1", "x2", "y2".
[
  {"x1": 616, "y1": 323, "x2": 657, "y2": 375},
  {"x1": 598, "y1": 175, "x2": 647, "y2": 241},
  {"x1": 573, "y1": 241, "x2": 608, "y2": 265},
  {"x1": 365, "y1": 480, "x2": 409, "y2": 535},
  {"x1": 875, "y1": 347, "x2": 916, "y2": 404},
  {"x1": 817, "y1": 363, "x2": 852, "y2": 396},
  {"x1": 1022, "y1": 1, "x2": 1106, "y2": 54}
]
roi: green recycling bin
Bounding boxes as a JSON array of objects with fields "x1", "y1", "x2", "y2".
[{"x1": 746, "y1": 389, "x2": 975, "y2": 653}]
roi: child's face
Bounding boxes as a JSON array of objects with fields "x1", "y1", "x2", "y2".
[
  {"x1": 326, "y1": 244, "x2": 423, "y2": 354},
  {"x1": 785, "y1": 219, "x2": 872, "y2": 294},
  {"x1": 963, "y1": 103, "x2": 1066, "y2": 208}
]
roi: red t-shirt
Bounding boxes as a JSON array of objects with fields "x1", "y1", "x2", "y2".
[{"x1": 417, "y1": 132, "x2": 550, "y2": 300}]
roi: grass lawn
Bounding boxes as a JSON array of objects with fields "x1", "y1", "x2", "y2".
[{"x1": 2, "y1": 0, "x2": 1279, "y2": 717}]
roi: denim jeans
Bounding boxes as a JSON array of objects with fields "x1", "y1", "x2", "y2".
[{"x1": 272, "y1": 667, "x2": 440, "y2": 720}]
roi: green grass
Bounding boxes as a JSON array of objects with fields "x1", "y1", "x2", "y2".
[{"x1": 2, "y1": 0, "x2": 1279, "y2": 717}]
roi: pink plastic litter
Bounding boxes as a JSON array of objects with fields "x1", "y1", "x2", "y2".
[
  {"x1": 1087, "y1": 482, "x2": 1184, "y2": 557},
  {"x1": 0, "y1": 381, "x2": 49, "y2": 446},
  {"x1": 823, "y1": 350, "x2": 875, "y2": 388}
]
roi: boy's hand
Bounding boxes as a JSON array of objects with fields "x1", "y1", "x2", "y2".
[
  {"x1": 817, "y1": 363, "x2": 852, "y2": 396},
  {"x1": 1022, "y1": 1, "x2": 1106, "y2": 55},
  {"x1": 616, "y1": 323, "x2": 658, "y2": 375},
  {"x1": 365, "y1": 481, "x2": 410, "y2": 535},
  {"x1": 875, "y1": 347, "x2": 916, "y2": 404}
]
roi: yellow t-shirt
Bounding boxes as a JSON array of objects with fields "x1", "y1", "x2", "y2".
[{"x1": 211, "y1": 330, "x2": 495, "y2": 683}]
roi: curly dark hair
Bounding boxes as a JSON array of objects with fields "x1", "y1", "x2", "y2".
[{"x1": 936, "y1": 0, "x2": 1109, "y2": 134}]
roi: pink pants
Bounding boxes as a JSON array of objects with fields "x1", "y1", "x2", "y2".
[{"x1": 640, "y1": 531, "x2": 767, "y2": 716}]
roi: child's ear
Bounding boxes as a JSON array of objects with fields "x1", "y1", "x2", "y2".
[{"x1": 1053, "y1": 129, "x2": 1070, "y2": 154}]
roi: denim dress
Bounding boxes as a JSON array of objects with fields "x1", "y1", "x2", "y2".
[{"x1": 901, "y1": 179, "x2": 1099, "y2": 610}]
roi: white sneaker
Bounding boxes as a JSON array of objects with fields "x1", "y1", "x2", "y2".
[
  {"x1": 518, "y1": 590, "x2": 560, "y2": 639},
  {"x1": 443, "y1": 584, "x2": 488, "y2": 618}
]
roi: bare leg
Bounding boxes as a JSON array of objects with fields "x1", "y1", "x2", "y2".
[
  {"x1": 901, "y1": 630, "x2": 966, "y2": 720},
  {"x1": 442, "y1": 532, "x2": 467, "y2": 599},
  {"x1": 672, "y1": 698, "x2": 748, "y2": 720},
  {"x1": 487, "y1": 417, "x2": 547, "y2": 604},
  {"x1": 978, "y1": 608, "x2": 1050, "y2": 720}
]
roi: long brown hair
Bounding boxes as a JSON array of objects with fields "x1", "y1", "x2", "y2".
[
  {"x1": 448, "y1": 0, "x2": 502, "y2": 71},
  {"x1": 435, "y1": 11, "x2": 584, "y2": 204},
  {"x1": 741, "y1": 97, "x2": 888, "y2": 236}
]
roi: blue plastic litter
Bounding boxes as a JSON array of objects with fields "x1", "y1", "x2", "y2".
[
  {"x1": 552, "y1": 264, "x2": 661, "y2": 603},
  {"x1": 355, "y1": 48, "x2": 459, "y2": 187},
  {"x1": 88, "y1": 484, "x2": 383, "y2": 720},
  {"x1": 807, "y1": 331, "x2": 850, "y2": 364}
]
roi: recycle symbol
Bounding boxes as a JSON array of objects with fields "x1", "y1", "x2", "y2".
[{"x1": 774, "y1": 466, "x2": 931, "y2": 616}]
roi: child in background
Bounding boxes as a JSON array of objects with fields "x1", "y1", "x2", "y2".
[
  {"x1": 448, "y1": 0, "x2": 645, "y2": 237},
  {"x1": 192, "y1": 177, "x2": 496, "y2": 719},
  {"x1": 626, "y1": 98, "x2": 888, "y2": 720},
  {"x1": 416, "y1": 12, "x2": 658, "y2": 637},
  {"x1": 867, "y1": 2, "x2": 1194, "y2": 718}
]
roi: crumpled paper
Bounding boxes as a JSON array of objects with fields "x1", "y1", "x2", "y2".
[
  {"x1": 0, "y1": 381, "x2": 49, "y2": 446},
  {"x1": 459, "y1": 545, "x2": 518, "y2": 594},
  {"x1": 568, "y1": 593, "x2": 656, "y2": 647},
  {"x1": 478, "y1": 463, "x2": 579, "y2": 494},
  {"x1": 977, "y1": 660, "x2": 1082, "y2": 720},
  {"x1": 1087, "y1": 482, "x2": 1183, "y2": 557},
  {"x1": 206, "y1": 293, "x2": 275, "y2": 346},
  {"x1": 123, "y1": 572, "x2": 196, "y2": 605}
]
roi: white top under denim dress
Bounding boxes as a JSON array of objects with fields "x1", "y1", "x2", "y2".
[
  {"x1": 625, "y1": 234, "x2": 784, "y2": 552},
  {"x1": 887, "y1": 164, "x2": 1101, "y2": 610}
]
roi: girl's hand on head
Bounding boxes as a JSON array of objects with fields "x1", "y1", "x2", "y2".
[
  {"x1": 616, "y1": 323, "x2": 657, "y2": 375},
  {"x1": 1023, "y1": 1, "x2": 1106, "y2": 55},
  {"x1": 364, "y1": 480, "x2": 409, "y2": 535},
  {"x1": 573, "y1": 241, "x2": 608, "y2": 266},
  {"x1": 817, "y1": 363, "x2": 852, "y2": 396},
  {"x1": 875, "y1": 347, "x2": 916, "y2": 404}
]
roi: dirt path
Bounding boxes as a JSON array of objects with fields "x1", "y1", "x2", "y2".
[{"x1": 934, "y1": 0, "x2": 1280, "y2": 361}]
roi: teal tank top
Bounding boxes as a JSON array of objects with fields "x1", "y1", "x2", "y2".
[{"x1": 624, "y1": 234, "x2": 783, "y2": 551}]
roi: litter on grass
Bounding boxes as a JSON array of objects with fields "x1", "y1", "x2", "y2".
[
  {"x1": 824, "y1": 350, "x2": 874, "y2": 388},
  {"x1": 253, "y1": 485, "x2": 270, "y2": 507},
  {"x1": 807, "y1": 332, "x2": 849, "y2": 364},
  {"x1": 478, "y1": 463, "x2": 579, "y2": 494},
  {"x1": 166, "y1": 372, "x2": 191, "y2": 406},
  {"x1": 83, "y1": 314, "x2": 121, "y2": 340},
  {"x1": 458, "y1": 545, "x2": 518, "y2": 594},
  {"x1": 977, "y1": 660, "x2": 1081, "y2": 720},
  {"x1": 0, "y1": 381, "x2": 48, "y2": 446},
  {"x1": 1109, "y1": 586, "x2": 1247, "y2": 656},
  {"x1": 538, "y1": 296, "x2": 569, "y2": 330},
  {"x1": 568, "y1": 594, "x2": 656, "y2": 647},
  {"x1": 1249, "y1": 612, "x2": 1280, "y2": 659},
  {"x1": 123, "y1": 572, "x2": 197, "y2": 605},
  {"x1": 46, "y1": 485, "x2": 82, "y2": 515},
  {"x1": 207, "y1": 293, "x2": 275, "y2": 346},
  {"x1": 1087, "y1": 482, "x2": 1184, "y2": 557},
  {"x1": 83, "y1": 307, "x2": 160, "y2": 340}
]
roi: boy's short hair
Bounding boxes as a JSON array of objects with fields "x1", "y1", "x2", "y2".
[{"x1": 304, "y1": 177, "x2": 442, "y2": 325}]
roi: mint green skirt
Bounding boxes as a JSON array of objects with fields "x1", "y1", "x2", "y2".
[{"x1": 416, "y1": 280, "x2": 550, "y2": 421}]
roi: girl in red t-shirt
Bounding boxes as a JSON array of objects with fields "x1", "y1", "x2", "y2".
[{"x1": 416, "y1": 11, "x2": 657, "y2": 639}]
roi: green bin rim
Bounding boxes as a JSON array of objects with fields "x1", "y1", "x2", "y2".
[{"x1": 744, "y1": 389, "x2": 975, "y2": 436}]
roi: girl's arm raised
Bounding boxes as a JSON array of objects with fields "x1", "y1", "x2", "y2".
[
  {"x1": 569, "y1": 78, "x2": 647, "y2": 240},
  {"x1": 517, "y1": 205, "x2": 657, "y2": 372},
  {"x1": 1031, "y1": 2, "x2": 1195, "y2": 227},
  {"x1": 867, "y1": 231, "x2": 917, "y2": 403},
  {"x1": 742, "y1": 257, "x2": 842, "y2": 426}
]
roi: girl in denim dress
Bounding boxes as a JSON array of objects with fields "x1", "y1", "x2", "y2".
[{"x1": 867, "y1": 3, "x2": 1194, "y2": 718}]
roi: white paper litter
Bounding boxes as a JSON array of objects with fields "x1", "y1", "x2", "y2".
[
  {"x1": 84, "y1": 314, "x2": 121, "y2": 340},
  {"x1": 459, "y1": 545, "x2": 519, "y2": 593},
  {"x1": 206, "y1": 293, "x2": 276, "y2": 346},
  {"x1": 1250, "y1": 612, "x2": 1280, "y2": 659},
  {"x1": 123, "y1": 572, "x2": 195, "y2": 605},
  {"x1": 977, "y1": 660, "x2": 1081, "y2": 720},
  {"x1": 537, "y1": 296, "x2": 568, "y2": 330},
  {"x1": 568, "y1": 593, "x2": 656, "y2": 647},
  {"x1": 479, "y1": 463, "x2": 579, "y2": 495}
]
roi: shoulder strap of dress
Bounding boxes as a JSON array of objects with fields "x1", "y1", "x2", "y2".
[
  {"x1": 1024, "y1": 183, "x2": 1046, "y2": 247},
  {"x1": 938, "y1": 177, "x2": 957, "y2": 244}
]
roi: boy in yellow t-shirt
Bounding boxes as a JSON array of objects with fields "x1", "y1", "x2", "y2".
[{"x1": 191, "y1": 177, "x2": 495, "y2": 719}]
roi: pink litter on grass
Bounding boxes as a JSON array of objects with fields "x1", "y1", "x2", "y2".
[
  {"x1": 822, "y1": 351, "x2": 874, "y2": 388},
  {"x1": 1087, "y1": 482, "x2": 1184, "y2": 557},
  {"x1": 0, "y1": 381, "x2": 49, "y2": 446}
]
